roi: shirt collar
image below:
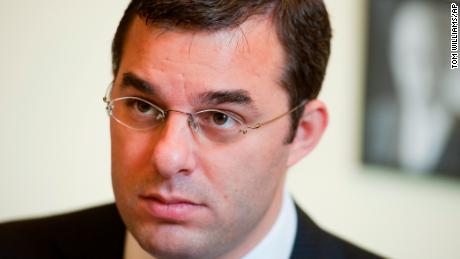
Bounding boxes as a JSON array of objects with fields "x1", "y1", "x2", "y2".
[{"x1": 124, "y1": 187, "x2": 297, "y2": 259}]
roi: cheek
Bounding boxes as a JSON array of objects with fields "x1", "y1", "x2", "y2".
[
  {"x1": 203, "y1": 136, "x2": 289, "y2": 210},
  {"x1": 198, "y1": 140, "x2": 289, "y2": 244},
  {"x1": 110, "y1": 124, "x2": 154, "y2": 190}
]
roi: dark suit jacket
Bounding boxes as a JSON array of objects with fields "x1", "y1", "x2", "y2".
[{"x1": 0, "y1": 204, "x2": 382, "y2": 259}]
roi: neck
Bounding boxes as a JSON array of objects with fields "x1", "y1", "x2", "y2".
[{"x1": 218, "y1": 179, "x2": 286, "y2": 259}]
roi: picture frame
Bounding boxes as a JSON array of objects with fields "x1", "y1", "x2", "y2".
[{"x1": 363, "y1": 0, "x2": 460, "y2": 177}]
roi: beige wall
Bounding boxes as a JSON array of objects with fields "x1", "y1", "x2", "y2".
[{"x1": 0, "y1": 1, "x2": 459, "y2": 258}]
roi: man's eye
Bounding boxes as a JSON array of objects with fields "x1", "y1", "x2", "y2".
[
  {"x1": 212, "y1": 112, "x2": 229, "y2": 125},
  {"x1": 125, "y1": 99, "x2": 162, "y2": 119},
  {"x1": 134, "y1": 100, "x2": 154, "y2": 114},
  {"x1": 203, "y1": 111, "x2": 239, "y2": 129}
]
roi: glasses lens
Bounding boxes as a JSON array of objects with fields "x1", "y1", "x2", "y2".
[
  {"x1": 194, "y1": 110, "x2": 243, "y2": 143},
  {"x1": 111, "y1": 97, "x2": 164, "y2": 130}
]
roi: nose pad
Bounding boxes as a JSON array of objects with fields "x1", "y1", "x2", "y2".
[
  {"x1": 187, "y1": 114, "x2": 199, "y2": 132},
  {"x1": 156, "y1": 113, "x2": 165, "y2": 121}
]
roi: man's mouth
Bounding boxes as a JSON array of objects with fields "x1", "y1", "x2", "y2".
[{"x1": 138, "y1": 193, "x2": 205, "y2": 222}]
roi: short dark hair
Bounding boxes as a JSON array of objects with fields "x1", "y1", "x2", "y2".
[{"x1": 112, "y1": 0, "x2": 331, "y2": 142}]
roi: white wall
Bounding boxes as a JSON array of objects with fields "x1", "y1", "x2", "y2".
[
  {"x1": 1, "y1": 1, "x2": 459, "y2": 259},
  {"x1": 0, "y1": 0, "x2": 128, "y2": 217}
]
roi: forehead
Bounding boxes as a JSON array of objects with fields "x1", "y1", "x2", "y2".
[{"x1": 117, "y1": 16, "x2": 288, "y2": 107}]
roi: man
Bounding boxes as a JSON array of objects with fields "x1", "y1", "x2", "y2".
[{"x1": 0, "y1": 1, "x2": 381, "y2": 258}]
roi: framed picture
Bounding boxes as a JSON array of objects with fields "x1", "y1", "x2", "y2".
[{"x1": 363, "y1": 0, "x2": 460, "y2": 177}]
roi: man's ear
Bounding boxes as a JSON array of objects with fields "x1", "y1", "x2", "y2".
[{"x1": 287, "y1": 99, "x2": 328, "y2": 167}]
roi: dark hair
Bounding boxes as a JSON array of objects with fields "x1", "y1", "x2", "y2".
[{"x1": 112, "y1": 0, "x2": 331, "y2": 142}]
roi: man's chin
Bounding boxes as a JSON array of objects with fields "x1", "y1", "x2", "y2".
[{"x1": 132, "y1": 223, "x2": 212, "y2": 259}]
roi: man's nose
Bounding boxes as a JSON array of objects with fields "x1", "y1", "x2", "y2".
[{"x1": 150, "y1": 112, "x2": 197, "y2": 179}]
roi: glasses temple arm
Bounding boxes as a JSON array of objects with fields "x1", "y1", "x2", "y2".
[
  {"x1": 245, "y1": 99, "x2": 309, "y2": 130},
  {"x1": 103, "y1": 82, "x2": 114, "y2": 103}
]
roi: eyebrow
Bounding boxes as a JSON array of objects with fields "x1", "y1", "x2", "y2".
[
  {"x1": 120, "y1": 72, "x2": 254, "y2": 108},
  {"x1": 120, "y1": 72, "x2": 155, "y2": 95},
  {"x1": 197, "y1": 90, "x2": 253, "y2": 106}
]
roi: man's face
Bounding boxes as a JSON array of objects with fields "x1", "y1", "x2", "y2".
[{"x1": 111, "y1": 16, "x2": 296, "y2": 258}]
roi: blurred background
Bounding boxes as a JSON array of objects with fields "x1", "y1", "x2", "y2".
[{"x1": 0, "y1": 1, "x2": 459, "y2": 258}]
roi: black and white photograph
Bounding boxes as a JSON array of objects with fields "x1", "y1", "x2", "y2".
[{"x1": 364, "y1": 0, "x2": 460, "y2": 177}]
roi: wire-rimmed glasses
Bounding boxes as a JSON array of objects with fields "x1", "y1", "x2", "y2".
[{"x1": 103, "y1": 86, "x2": 307, "y2": 143}]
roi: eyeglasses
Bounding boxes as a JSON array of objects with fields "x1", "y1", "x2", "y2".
[{"x1": 103, "y1": 85, "x2": 307, "y2": 143}]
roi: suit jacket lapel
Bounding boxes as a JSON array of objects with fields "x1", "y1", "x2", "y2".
[{"x1": 56, "y1": 204, "x2": 126, "y2": 259}]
